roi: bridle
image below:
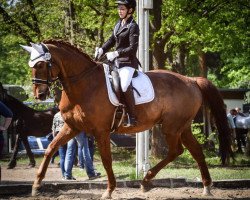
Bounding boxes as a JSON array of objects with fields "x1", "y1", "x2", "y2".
[
  {"x1": 32, "y1": 43, "x2": 101, "y2": 86},
  {"x1": 31, "y1": 43, "x2": 58, "y2": 85},
  {"x1": 32, "y1": 63, "x2": 58, "y2": 85}
]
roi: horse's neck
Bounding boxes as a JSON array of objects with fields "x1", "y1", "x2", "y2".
[
  {"x1": 6, "y1": 95, "x2": 35, "y2": 116},
  {"x1": 51, "y1": 47, "x2": 95, "y2": 80},
  {"x1": 59, "y1": 61, "x2": 102, "y2": 94}
]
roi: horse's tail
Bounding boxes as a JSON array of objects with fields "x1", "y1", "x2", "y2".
[{"x1": 193, "y1": 77, "x2": 233, "y2": 165}]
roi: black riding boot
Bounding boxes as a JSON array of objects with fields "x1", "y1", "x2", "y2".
[{"x1": 123, "y1": 85, "x2": 137, "y2": 127}]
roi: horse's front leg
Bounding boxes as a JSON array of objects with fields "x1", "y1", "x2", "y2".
[
  {"x1": 32, "y1": 124, "x2": 78, "y2": 196},
  {"x1": 7, "y1": 134, "x2": 21, "y2": 169},
  {"x1": 95, "y1": 133, "x2": 116, "y2": 199}
]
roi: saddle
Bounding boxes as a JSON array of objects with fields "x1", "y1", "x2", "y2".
[
  {"x1": 103, "y1": 63, "x2": 155, "y2": 132},
  {"x1": 108, "y1": 64, "x2": 139, "y2": 103}
]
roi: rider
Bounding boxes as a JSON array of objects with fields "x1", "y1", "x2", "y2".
[{"x1": 95, "y1": 0, "x2": 139, "y2": 127}]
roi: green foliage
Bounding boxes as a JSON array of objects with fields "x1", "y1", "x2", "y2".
[
  {"x1": 151, "y1": 0, "x2": 249, "y2": 87},
  {"x1": 27, "y1": 102, "x2": 55, "y2": 111},
  {"x1": 0, "y1": 34, "x2": 30, "y2": 85},
  {"x1": 0, "y1": 0, "x2": 248, "y2": 88},
  {"x1": 191, "y1": 123, "x2": 207, "y2": 145}
]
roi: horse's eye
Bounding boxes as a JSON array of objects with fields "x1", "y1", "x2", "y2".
[{"x1": 35, "y1": 62, "x2": 44, "y2": 69}]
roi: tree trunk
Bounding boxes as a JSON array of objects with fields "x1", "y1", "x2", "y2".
[
  {"x1": 199, "y1": 51, "x2": 207, "y2": 78},
  {"x1": 172, "y1": 43, "x2": 187, "y2": 74},
  {"x1": 151, "y1": 124, "x2": 168, "y2": 158},
  {"x1": 199, "y1": 51, "x2": 212, "y2": 144},
  {"x1": 152, "y1": 41, "x2": 167, "y2": 69},
  {"x1": 150, "y1": 0, "x2": 164, "y2": 69},
  {"x1": 98, "y1": 0, "x2": 108, "y2": 46},
  {"x1": 68, "y1": 0, "x2": 75, "y2": 44},
  {"x1": 26, "y1": 0, "x2": 41, "y2": 40},
  {"x1": 149, "y1": 0, "x2": 174, "y2": 157}
]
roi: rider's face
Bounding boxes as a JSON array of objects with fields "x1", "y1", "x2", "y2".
[{"x1": 117, "y1": 5, "x2": 128, "y2": 19}]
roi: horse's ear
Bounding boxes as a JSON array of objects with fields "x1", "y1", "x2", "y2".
[
  {"x1": 20, "y1": 45, "x2": 33, "y2": 53},
  {"x1": 30, "y1": 42, "x2": 43, "y2": 53}
]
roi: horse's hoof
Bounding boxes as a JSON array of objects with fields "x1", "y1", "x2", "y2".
[
  {"x1": 7, "y1": 165, "x2": 15, "y2": 169},
  {"x1": 101, "y1": 190, "x2": 112, "y2": 199},
  {"x1": 140, "y1": 181, "x2": 153, "y2": 193},
  {"x1": 7, "y1": 161, "x2": 16, "y2": 169},
  {"x1": 28, "y1": 163, "x2": 36, "y2": 168},
  {"x1": 32, "y1": 185, "x2": 42, "y2": 196},
  {"x1": 202, "y1": 184, "x2": 213, "y2": 196}
]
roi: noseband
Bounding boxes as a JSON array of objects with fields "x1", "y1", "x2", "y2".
[{"x1": 31, "y1": 62, "x2": 57, "y2": 85}]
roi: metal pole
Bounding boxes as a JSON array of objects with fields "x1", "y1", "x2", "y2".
[
  {"x1": 136, "y1": 0, "x2": 145, "y2": 178},
  {"x1": 143, "y1": 7, "x2": 150, "y2": 176},
  {"x1": 136, "y1": 0, "x2": 153, "y2": 178}
]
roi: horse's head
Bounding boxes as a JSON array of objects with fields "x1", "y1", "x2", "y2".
[
  {"x1": 22, "y1": 40, "x2": 98, "y2": 101},
  {"x1": 21, "y1": 43, "x2": 58, "y2": 101}
]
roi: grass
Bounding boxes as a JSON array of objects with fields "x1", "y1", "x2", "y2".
[{"x1": 1, "y1": 147, "x2": 250, "y2": 181}]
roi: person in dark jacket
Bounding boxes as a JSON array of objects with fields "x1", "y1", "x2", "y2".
[{"x1": 95, "y1": 0, "x2": 139, "y2": 127}]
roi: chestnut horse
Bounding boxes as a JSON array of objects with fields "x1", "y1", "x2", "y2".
[
  {"x1": 0, "y1": 82, "x2": 58, "y2": 169},
  {"x1": 21, "y1": 40, "x2": 232, "y2": 199}
]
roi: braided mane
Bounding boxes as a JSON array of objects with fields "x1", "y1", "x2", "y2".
[{"x1": 43, "y1": 39, "x2": 95, "y2": 64}]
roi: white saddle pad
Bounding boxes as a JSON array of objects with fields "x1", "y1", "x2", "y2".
[{"x1": 103, "y1": 64, "x2": 155, "y2": 106}]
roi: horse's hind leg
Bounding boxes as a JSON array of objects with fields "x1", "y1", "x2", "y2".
[
  {"x1": 22, "y1": 136, "x2": 36, "y2": 167},
  {"x1": 181, "y1": 127, "x2": 212, "y2": 196},
  {"x1": 32, "y1": 124, "x2": 78, "y2": 196},
  {"x1": 141, "y1": 129, "x2": 184, "y2": 192}
]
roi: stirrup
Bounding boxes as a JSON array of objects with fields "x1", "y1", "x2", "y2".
[{"x1": 123, "y1": 115, "x2": 137, "y2": 127}]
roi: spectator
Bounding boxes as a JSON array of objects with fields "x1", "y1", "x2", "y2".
[
  {"x1": 227, "y1": 108, "x2": 237, "y2": 150},
  {"x1": 77, "y1": 135, "x2": 95, "y2": 169},
  {"x1": 52, "y1": 111, "x2": 77, "y2": 180},
  {"x1": 0, "y1": 101, "x2": 13, "y2": 158},
  {"x1": 46, "y1": 132, "x2": 59, "y2": 165},
  {"x1": 235, "y1": 107, "x2": 247, "y2": 117},
  {"x1": 75, "y1": 132, "x2": 101, "y2": 180},
  {"x1": 234, "y1": 107, "x2": 247, "y2": 153}
]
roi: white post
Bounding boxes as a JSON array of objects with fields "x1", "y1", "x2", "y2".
[
  {"x1": 136, "y1": 0, "x2": 145, "y2": 178},
  {"x1": 143, "y1": 5, "x2": 150, "y2": 176},
  {"x1": 136, "y1": 0, "x2": 153, "y2": 178}
]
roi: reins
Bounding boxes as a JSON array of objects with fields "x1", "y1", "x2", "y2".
[{"x1": 65, "y1": 63, "x2": 102, "y2": 84}]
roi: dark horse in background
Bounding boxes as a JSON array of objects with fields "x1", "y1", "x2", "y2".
[
  {"x1": 0, "y1": 82, "x2": 58, "y2": 169},
  {"x1": 21, "y1": 40, "x2": 232, "y2": 199}
]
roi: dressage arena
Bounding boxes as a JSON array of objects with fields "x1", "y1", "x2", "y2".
[{"x1": 1, "y1": 165, "x2": 250, "y2": 200}]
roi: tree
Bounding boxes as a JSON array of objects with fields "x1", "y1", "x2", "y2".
[
  {"x1": 0, "y1": 0, "x2": 66, "y2": 84},
  {"x1": 149, "y1": 0, "x2": 249, "y2": 86}
]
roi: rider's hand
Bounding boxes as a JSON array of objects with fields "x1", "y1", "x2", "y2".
[
  {"x1": 94, "y1": 47, "x2": 103, "y2": 60},
  {"x1": 106, "y1": 51, "x2": 119, "y2": 62}
]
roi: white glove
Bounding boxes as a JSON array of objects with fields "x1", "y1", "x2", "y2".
[
  {"x1": 94, "y1": 47, "x2": 103, "y2": 60},
  {"x1": 106, "y1": 51, "x2": 119, "y2": 62}
]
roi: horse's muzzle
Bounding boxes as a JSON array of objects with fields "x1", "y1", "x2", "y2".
[
  {"x1": 36, "y1": 92, "x2": 47, "y2": 101},
  {"x1": 36, "y1": 89, "x2": 50, "y2": 101}
]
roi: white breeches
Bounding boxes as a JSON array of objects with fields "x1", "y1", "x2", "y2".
[{"x1": 118, "y1": 66, "x2": 135, "y2": 92}]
